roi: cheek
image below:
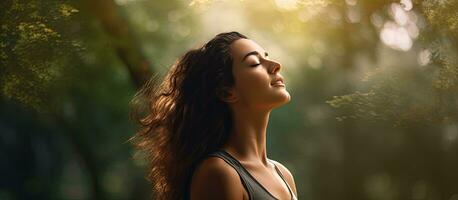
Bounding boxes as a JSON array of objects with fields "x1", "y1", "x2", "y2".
[{"x1": 234, "y1": 69, "x2": 270, "y2": 94}]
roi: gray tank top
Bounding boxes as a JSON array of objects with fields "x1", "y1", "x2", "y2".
[{"x1": 204, "y1": 149, "x2": 298, "y2": 200}]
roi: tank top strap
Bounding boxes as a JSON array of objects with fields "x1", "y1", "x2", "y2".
[
  {"x1": 270, "y1": 160, "x2": 298, "y2": 200},
  {"x1": 206, "y1": 150, "x2": 255, "y2": 199},
  {"x1": 206, "y1": 150, "x2": 286, "y2": 200}
]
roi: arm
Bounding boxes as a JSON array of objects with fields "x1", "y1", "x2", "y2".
[
  {"x1": 271, "y1": 160, "x2": 298, "y2": 197},
  {"x1": 190, "y1": 157, "x2": 244, "y2": 200}
]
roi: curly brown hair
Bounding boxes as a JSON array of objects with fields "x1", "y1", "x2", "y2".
[{"x1": 129, "y1": 31, "x2": 248, "y2": 200}]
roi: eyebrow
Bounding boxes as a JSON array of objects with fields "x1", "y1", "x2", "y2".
[{"x1": 241, "y1": 51, "x2": 269, "y2": 62}]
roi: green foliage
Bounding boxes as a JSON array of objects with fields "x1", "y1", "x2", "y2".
[
  {"x1": 326, "y1": 65, "x2": 445, "y2": 127},
  {"x1": 3, "y1": 0, "x2": 458, "y2": 199},
  {"x1": 0, "y1": 0, "x2": 81, "y2": 112},
  {"x1": 1, "y1": 0, "x2": 198, "y2": 199},
  {"x1": 326, "y1": 0, "x2": 458, "y2": 127}
]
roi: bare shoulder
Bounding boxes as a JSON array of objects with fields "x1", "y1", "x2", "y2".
[
  {"x1": 189, "y1": 156, "x2": 244, "y2": 200},
  {"x1": 270, "y1": 159, "x2": 298, "y2": 197}
]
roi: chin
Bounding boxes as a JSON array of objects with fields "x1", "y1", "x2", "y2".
[{"x1": 272, "y1": 91, "x2": 291, "y2": 108}]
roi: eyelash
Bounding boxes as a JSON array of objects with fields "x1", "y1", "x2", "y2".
[{"x1": 249, "y1": 54, "x2": 269, "y2": 67}]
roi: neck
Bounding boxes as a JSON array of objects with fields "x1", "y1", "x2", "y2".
[{"x1": 222, "y1": 105, "x2": 271, "y2": 167}]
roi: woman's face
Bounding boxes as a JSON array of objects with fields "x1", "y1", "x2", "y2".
[{"x1": 226, "y1": 38, "x2": 291, "y2": 109}]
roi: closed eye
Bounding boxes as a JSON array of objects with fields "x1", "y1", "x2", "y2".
[{"x1": 250, "y1": 63, "x2": 261, "y2": 67}]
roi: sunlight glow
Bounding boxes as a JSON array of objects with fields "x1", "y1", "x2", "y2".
[
  {"x1": 298, "y1": 4, "x2": 328, "y2": 23},
  {"x1": 189, "y1": 0, "x2": 212, "y2": 6},
  {"x1": 370, "y1": 13, "x2": 383, "y2": 28},
  {"x1": 400, "y1": 0, "x2": 413, "y2": 11},
  {"x1": 272, "y1": 22, "x2": 285, "y2": 33},
  {"x1": 380, "y1": 21, "x2": 412, "y2": 51},
  {"x1": 417, "y1": 49, "x2": 431, "y2": 66},
  {"x1": 345, "y1": 0, "x2": 357, "y2": 6},
  {"x1": 275, "y1": 0, "x2": 299, "y2": 10},
  {"x1": 406, "y1": 22, "x2": 419, "y2": 38},
  {"x1": 380, "y1": 3, "x2": 419, "y2": 51},
  {"x1": 391, "y1": 3, "x2": 408, "y2": 26}
]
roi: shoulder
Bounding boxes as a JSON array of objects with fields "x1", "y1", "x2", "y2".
[
  {"x1": 189, "y1": 156, "x2": 244, "y2": 200},
  {"x1": 270, "y1": 159, "x2": 298, "y2": 197}
]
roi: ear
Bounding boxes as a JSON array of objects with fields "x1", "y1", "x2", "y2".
[{"x1": 218, "y1": 87, "x2": 238, "y2": 103}]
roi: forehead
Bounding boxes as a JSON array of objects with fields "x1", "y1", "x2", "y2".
[{"x1": 230, "y1": 39, "x2": 265, "y2": 62}]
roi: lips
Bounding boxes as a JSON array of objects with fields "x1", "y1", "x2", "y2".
[{"x1": 271, "y1": 77, "x2": 285, "y2": 87}]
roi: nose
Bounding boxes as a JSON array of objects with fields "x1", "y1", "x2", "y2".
[{"x1": 268, "y1": 60, "x2": 282, "y2": 74}]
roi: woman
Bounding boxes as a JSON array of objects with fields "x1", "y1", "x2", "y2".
[{"x1": 130, "y1": 31, "x2": 298, "y2": 200}]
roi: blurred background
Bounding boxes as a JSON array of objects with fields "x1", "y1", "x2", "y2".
[{"x1": 1, "y1": 0, "x2": 458, "y2": 199}]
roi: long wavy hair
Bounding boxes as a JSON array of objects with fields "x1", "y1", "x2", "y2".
[{"x1": 129, "y1": 31, "x2": 248, "y2": 200}]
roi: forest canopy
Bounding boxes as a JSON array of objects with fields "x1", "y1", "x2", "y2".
[{"x1": 1, "y1": 0, "x2": 458, "y2": 199}]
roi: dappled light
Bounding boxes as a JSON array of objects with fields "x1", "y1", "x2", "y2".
[{"x1": 1, "y1": 0, "x2": 458, "y2": 199}]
